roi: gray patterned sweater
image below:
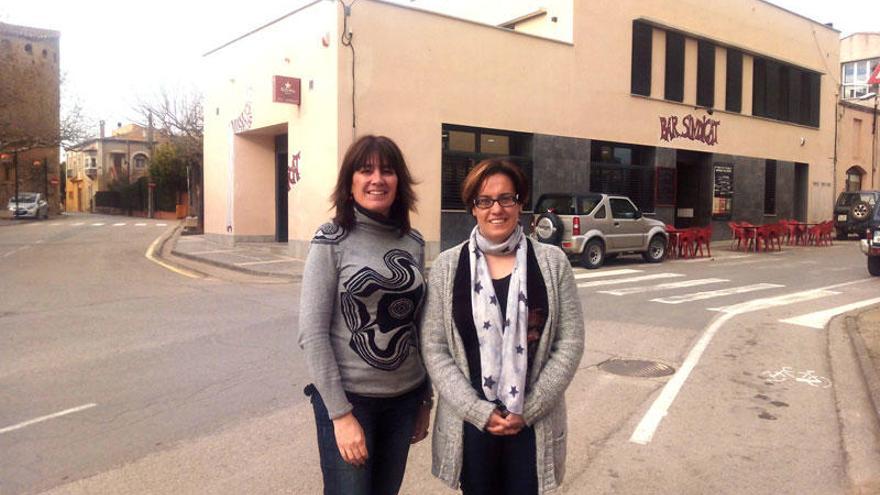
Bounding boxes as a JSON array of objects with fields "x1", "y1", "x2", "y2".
[
  {"x1": 421, "y1": 240, "x2": 584, "y2": 494},
  {"x1": 298, "y1": 210, "x2": 426, "y2": 419}
]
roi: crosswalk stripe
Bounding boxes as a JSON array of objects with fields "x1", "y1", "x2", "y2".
[
  {"x1": 135, "y1": 223, "x2": 147, "y2": 226},
  {"x1": 72, "y1": 222, "x2": 84, "y2": 226},
  {"x1": 91, "y1": 223, "x2": 105, "y2": 226},
  {"x1": 50, "y1": 223, "x2": 61, "y2": 226},
  {"x1": 651, "y1": 283, "x2": 784, "y2": 304},
  {"x1": 599, "y1": 278, "x2": 729, "y2": 296},
  {"x1": 156, "y1": 223, "x2": 167, "y2": 227},
  {"x1": 573, "y1": 268, "x2": 643, "y2": 280},
  {"x1": 578, "y1": 273, "x2": 683, "y2": 289},
  {"x1": 709, "y1": 289, "x2": 839, "y2": 314},
  {"x1": 779, "y1": 296, "x2": 880, "y2": 329},
  {"x1": 113, "y1": 223, "x2": 126, "y2": 226}
]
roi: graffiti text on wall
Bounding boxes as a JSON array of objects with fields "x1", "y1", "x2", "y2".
[
  {"x1": 287, "y1": 152, "x2": 301, "y2": 191},
  {"x1": 230, "y1": 102, "x2": 253, "y2": 134},
  {"x1": 659, "y1": 114, "x2": 720, "y2": 146}
]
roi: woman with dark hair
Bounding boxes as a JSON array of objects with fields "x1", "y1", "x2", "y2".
[
  {"x1": 299, "y1": 135, "x2": 431, "y2": 495},
  {"x1": 422, "y1": 158, "x2": 584, "y2": 495}
]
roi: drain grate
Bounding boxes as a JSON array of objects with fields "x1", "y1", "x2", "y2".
[{"x1": 598, "y1": 358, "x2": 675, "y2": 378}]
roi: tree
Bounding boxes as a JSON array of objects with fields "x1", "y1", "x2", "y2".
[{"x1": 133, "y1": 86, "x2": 203, "y2": 230}]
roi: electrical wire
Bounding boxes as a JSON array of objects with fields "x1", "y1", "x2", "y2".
[{"x1": 341, "y1": 0, "x2": 357, "y2": 138}]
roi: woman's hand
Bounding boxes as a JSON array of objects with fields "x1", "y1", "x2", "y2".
[
  {"x1": 486, "y1": 409, "x2": 525, "y2": 436},
  {"x1": 332, "y1": 412, "x2": 368, "y2": 466},
  {"x1": 410, "y1": 402, "x2": 432, "y2": 444}
]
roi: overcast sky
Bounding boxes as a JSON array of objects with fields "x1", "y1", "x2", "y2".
[{"x1": 1, "y1": 0, "x2": 877, "y2": 132}]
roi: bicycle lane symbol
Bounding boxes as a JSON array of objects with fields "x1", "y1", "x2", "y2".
[{"x1": 759, "y1": 366, "x2": 832, "y2": 388}]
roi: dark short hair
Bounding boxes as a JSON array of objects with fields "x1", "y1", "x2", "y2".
[
  {"x1": 461, "y1": 158, "x2": 529, "y2": 213},
  {"x1": 331, "y1": 135, "x2": 417, "y2": 233}
]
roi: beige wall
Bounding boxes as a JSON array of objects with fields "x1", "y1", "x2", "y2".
[
  {"x1": 837, "y1": 104, "x2": 878, "y2": 192},
  {"x1": 841, "y1": 33, "x2": 880, "y2": 63},
  {"x1": 204, "y1": 0, "x2": 841, "y2": 255},
  {"x1": 203, "y1": 0, "x2": 339, "y2": 247}
]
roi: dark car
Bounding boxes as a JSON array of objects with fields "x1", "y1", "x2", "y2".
[
  {"x1": 834, "y1": 191, "x2": 879, "y2": 240},
  {"x1": 859, "y1": 204, "x2": 880, "y2": 276}
]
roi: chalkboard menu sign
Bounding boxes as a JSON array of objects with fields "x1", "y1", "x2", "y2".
[
  {"x1": 712, "y1": 163, "x2": 734, "y2": 219},
  {"x1": 655, "y1": 167, "x2": 676, "y2": 207}
]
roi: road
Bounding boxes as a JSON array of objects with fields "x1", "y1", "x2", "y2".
[{"x1": 1, "y1": 214, "x2": 877, "y2": 494}]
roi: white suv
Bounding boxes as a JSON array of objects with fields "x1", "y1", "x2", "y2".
[{"x1": 531, "y1": 193, "x2": 667, "y2": 269}]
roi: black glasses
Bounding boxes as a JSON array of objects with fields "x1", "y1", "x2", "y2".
[{"x1": 473, "y1": 194, "x2": 519, "y2": 209}]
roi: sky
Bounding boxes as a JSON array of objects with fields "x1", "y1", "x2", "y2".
[{"x1": 0, "y1": 0, "x2": 877, "y2": 133}]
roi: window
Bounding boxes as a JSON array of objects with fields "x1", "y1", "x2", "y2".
[
  {"x1": 590, "y1": 141, "x2": 654, "y2": 212},
  {"x1": 764, "y1": 160, "x2": 777, "y2": 215},
  {"x1": 631, "y1": 21, "x2": 652, "y2": 96},
  {"x1": 594, "y1": 205, "x2": 607, "y2": 219},
  {"x1": 726, "y1": 49, "x2": 743, "y2": 112},
  {"x1": 753, "y1": 56, "x2": 820, "y2": 127},
  {"x1": 842, "y1": 58, "x2": 880, "y2": 99},
  {"x1": 664, "y1": 31, "x2": 685, "y2": 102},
  {"x1": 610, "y1": 198, "x2": 639, "y2": 219},
  {"x1": 845, "y1": 167, "x2": 864, "y2": 192},
  {"x1": 133, "y1": 155, "x2": 147, "y2": 168},
  {"x1": 696, "y1": 40, "x2": 715, "y2": 108},
  {"x1": 441, "y1": 125, "x2": 532, "y2": 210}
]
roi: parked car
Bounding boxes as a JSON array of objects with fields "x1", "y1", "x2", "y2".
[
  {"x1": 530, "y1": 192, "x2": 667, "y2": 269},
  {"x1": 834, "y1": 190, "x2": 879, "y2": 240},
  {"x1": 859, "y1": 203, "x2": 880, "y2": 276},
  {"x1": 7, "y1": 192, "x2": 49, "y2": 219}
]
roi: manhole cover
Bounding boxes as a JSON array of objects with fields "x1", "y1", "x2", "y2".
[{"x1": 598, "y1": 358, "x2": 675, "y2": 378}]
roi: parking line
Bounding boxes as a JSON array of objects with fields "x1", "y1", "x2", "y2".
[
  {"x1": 780, "y1": 297, "x2": 880, "y2": 329},
  {"x1": 0, "y1": 403, "x2": 97, "y2": 435},
  {"x1": 578, "y1": 273, "x2": 682, "y2": 289}
]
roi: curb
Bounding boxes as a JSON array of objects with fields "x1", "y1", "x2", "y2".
[
  {"x1": 845, "y1": 306, "x2": 880, "y2": 423},
  {"x1": 167, "y1": 232, "x2": 299, "y2": 282}
]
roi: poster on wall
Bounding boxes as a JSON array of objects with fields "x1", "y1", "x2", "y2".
[{"x1": 712, "y1": 163, "x2": 734, "y2": 219}]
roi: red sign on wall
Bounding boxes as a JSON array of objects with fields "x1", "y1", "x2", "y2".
[
  {"x1": 273, "y1": 76, "x2": 301, "y2": 105},
  {"x1": 868, "y1": 63, "x2": 880, "y2": 85}
]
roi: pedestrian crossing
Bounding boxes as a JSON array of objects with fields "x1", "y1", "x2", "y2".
[
  {"x1": 30, "y1": 221, "x2": 168, "y2": 228},
  {"x1": 573, "y1": 266, "x2": 786, "y2": 306}
]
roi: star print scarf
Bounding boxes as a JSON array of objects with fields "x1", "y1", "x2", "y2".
[{"x1": 469, "y1": 224, "x2": 528, "y2": 415}]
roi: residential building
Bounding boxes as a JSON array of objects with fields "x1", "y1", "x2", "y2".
[
  {"x1": 203, "y1": 0, "x2": 839, "y2": 259},
  {"x1": 0, "y1": 22, "x2": 61, "y2": 215},
  {"x1": 65, "y1": 122, "x2": 160, "y2": 212},
  {"x1": 837, "y1": 32, "x2": 879, "y2": 193}
]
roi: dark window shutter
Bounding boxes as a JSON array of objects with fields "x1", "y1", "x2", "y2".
[
  {"x1": 664, "y1": 31, "x2": 685, "y2": 102},
  {"x1": 808, "y1": 73, "x2": 821, "y2": 127},
  {"x1": 764, "y1": 160, "x2": 776, "y2": 215},
  {"x1": 725, "y1": 49, "x2": 742, "y2": 112},
  {"x1": 697, "y1": 40, "x2": 715, "y2": 108},
  {"x1": 752, "y1": 57, "x2": 766, "y2": 117},
  {"x1": 631, "y1": 21, "x2": 652, "y2": 96}
]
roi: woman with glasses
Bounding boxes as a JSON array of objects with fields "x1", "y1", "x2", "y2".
[
  {"x1": 421, "y1": 158, "x2": 584, "y2": 494},
  {"x1": 298, "y1": 135, "x2": 432, "y2": 495}
]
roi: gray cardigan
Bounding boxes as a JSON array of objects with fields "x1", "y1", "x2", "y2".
[{"x1": 421, "y1": 240, "x2": 585, "y2": 494}]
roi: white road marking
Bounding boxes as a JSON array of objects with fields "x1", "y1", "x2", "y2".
[
  {"x1": 0, "y1": 403, "x2": 97, "y2": 435},
  {"x1": 113, "y1": 223, "x2": 126, "y2": 226},
  {"x1": 631, "y1": 278, "x2": 874, "y2": 445},
  {"x1": 599, "y1": 278, "x2": 729, "y2": 296},
  {"x1": 578, "y1": 273, "x2": 683, "y2": 288},
  {"x1": 91, "y1": 223, "x2": 105, "y2": 226},
  {"x1": 135, "y1": 223, "x2": 147, "y2": 226},
  {"x1": 35, "y1": 240, "x2": 43, "y2": 244},
  {"x1": 651, "y1": 283, "x2": 783, "y2": 304},
  {"x1": 72, "y1": 222, "x2": 84, "y2": 226},
  {"x1": 50, "y1": 223, "x2": 62, "y2": 226},
  {"x1": 709, "y1": 289, "x2": 839, "y2": 314},
  {"x1": 156, "y1": 223, "x2": 167, "y2": 227},
  {"x1": 780, "y1": 297, "x2": 880, "y2": 329},
  {"x1": 236, "y1": 258, "x2": 297, "y2": 266},
  {"x1": 573, "y1": 268, "x2": 642, "y2": 280}
]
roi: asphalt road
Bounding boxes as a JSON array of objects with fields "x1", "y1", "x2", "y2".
[{"x1": 1, "y1": 215, "x2": 878, "y2": 494}]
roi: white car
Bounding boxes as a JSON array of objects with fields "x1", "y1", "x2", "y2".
[{"x1": 7, "y1": 192, "x2": 49, "y2": 219}]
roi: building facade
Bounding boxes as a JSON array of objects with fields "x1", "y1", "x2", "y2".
[
  {"x1": 0, "y1": 22, "x2": 61, "y2": 215},
  {"x1": 203, "y1": 0, "x2": 839, "y2": 259},
  {"x1": 65, "y1": 123, "x2": 160, "y2": 212},
  {"x1": 836, "y1": 32, "x2": 879, "y2": 194}
]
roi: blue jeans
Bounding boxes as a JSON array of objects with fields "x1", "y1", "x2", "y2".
[{"x1": 305, "y1": 383, "x2": 424, "y2": 495}]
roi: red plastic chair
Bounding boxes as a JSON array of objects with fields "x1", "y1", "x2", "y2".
[
  {"x1": 728, "y1": 222, "x2": 745, "y2": 250},
  {"x1": 677, "y1": 229, "x2": 696, "y2": 258},
  {"x1": 693, "y1": 226, "x2": 713, "y2": 257},
  {"x1": 739, "y1": 222, "x2": 758, "y2": 251}
]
